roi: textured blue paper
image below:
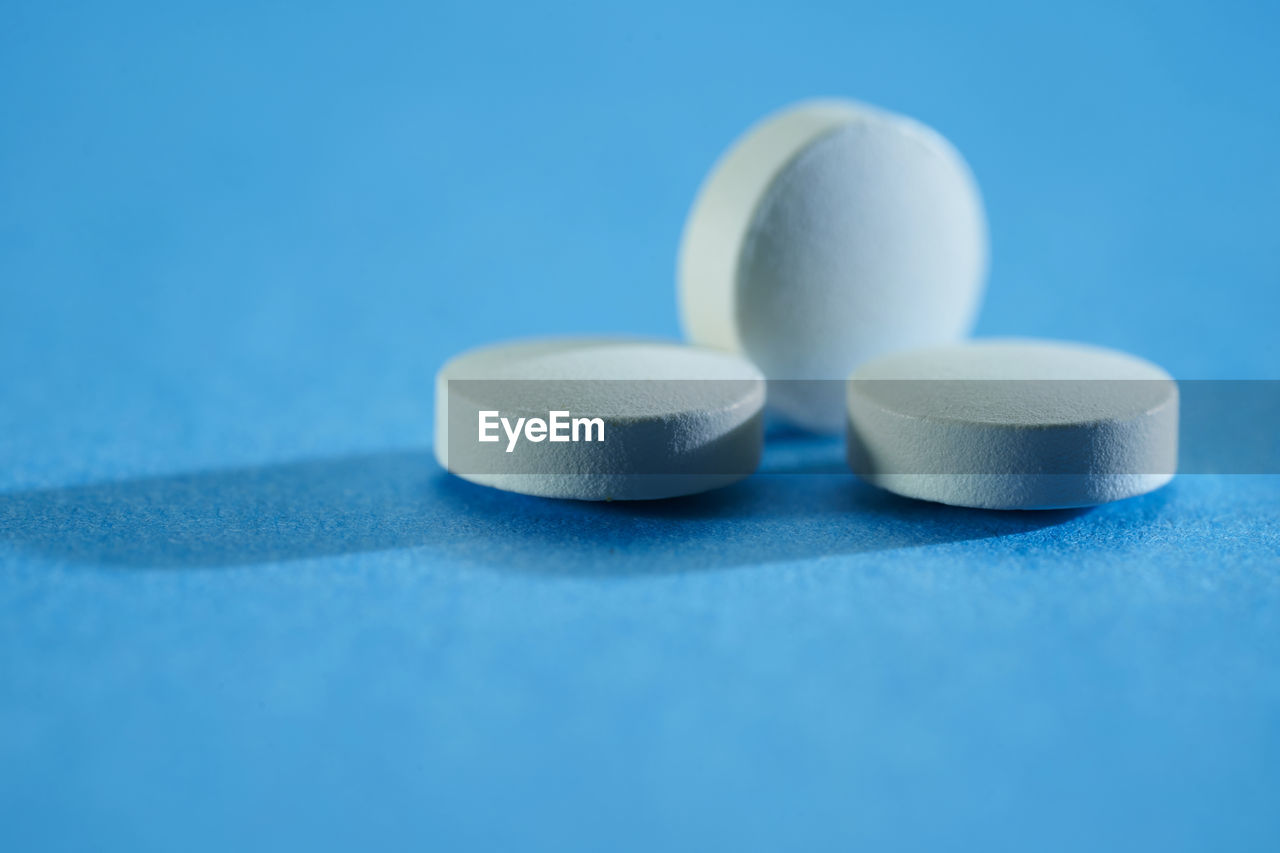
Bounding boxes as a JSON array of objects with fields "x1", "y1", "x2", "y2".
[{"x1": 2, "y1": 1, "x2": 1278, "y2": 851}]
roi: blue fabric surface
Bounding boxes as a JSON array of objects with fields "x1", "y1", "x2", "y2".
[{"x1": 2, "y1": 1, "x2": 1278, "y2": 851}]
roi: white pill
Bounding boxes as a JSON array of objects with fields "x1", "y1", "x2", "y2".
[
  {"x1": 678, "y1": 99, "x2": 988, "y2": 433},
  {"x1": 435, "y1": 338, "x2": 766, "y2": 500},
  {"x1": 845, "y1": 340, "x2": 1179, "y2": 509}
]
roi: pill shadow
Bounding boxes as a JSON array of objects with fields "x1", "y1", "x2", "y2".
[
  {"x1": 0, "y1": 442, "x2": 1091, "y2": 574},
  {"x1": 443, "y1": 473, "x2": 1093, "y2": 576},
  {"x1": 0, "y1": 451, "x2": 443, "y2": 570}
]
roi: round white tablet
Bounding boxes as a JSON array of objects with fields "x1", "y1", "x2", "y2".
[
  {"x1": 435, "y1": 338, "x2": 766, "y2": 500},
  {"x1": 845, "y1": 340, "x2": 1179, "y2": 509},
  {"x1": 678, "y1": 98, "x2": 988, "y2": 433}
]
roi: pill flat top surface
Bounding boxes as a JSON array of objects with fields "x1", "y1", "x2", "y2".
[
  {"x1": 441, "y1": 337, "x2": 765, "y2": 381},
  {"x1": 436, "y1": 338, "x2": 766, "y2": 500},
  {"x1": 849, "y1": 339, "x2": 1176, "y2": 426},
  {"x1": 846, "y1": 340, "x2": 1179, "y2": 510},
  {"x1": 439, "y1": 337, "x2": 764, "y2": 418}
]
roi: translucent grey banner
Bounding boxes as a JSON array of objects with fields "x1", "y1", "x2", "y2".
[{"x1": 441, "y1": 380, "x2": 1280, "y2": 475}]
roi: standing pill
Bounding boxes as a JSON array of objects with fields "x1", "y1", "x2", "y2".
[{"x1": 679, "y1": 99, "x2": 988, "y2": 432}]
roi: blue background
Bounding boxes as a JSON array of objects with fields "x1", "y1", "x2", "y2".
[{"x1": 2, "y1": 1, "x2": 1278, "y2": 850}]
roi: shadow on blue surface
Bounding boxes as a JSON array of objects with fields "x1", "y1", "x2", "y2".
[{"x1": 0, "y1": 440, "x2": 1089, "y2": 572}]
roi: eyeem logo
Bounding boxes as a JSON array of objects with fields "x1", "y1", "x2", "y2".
[{"x1": 479, "y1": 411, "x2": 605, "y2": 452}]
